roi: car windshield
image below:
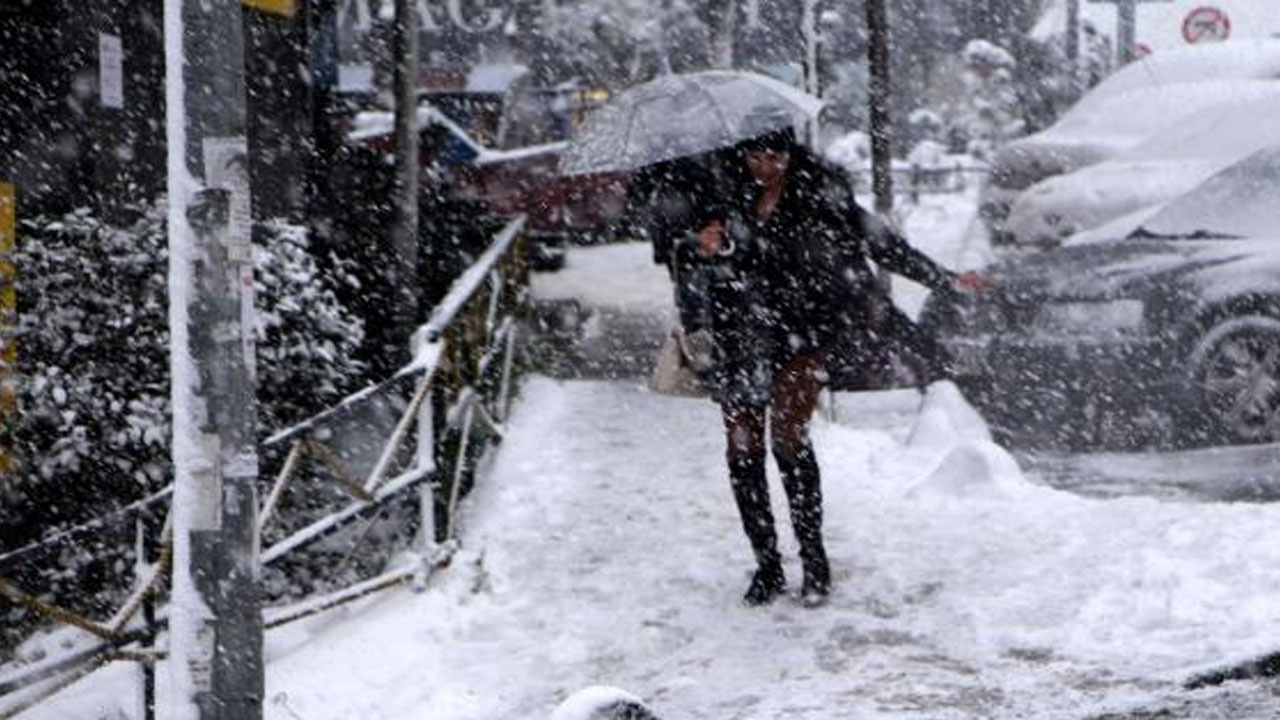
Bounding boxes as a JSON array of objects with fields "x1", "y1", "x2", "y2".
[{"x1": 1130, "y1": 145, "x2": 1280, "y2": 240}]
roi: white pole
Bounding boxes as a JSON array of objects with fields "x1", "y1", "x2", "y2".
[{"x1": 165, "y1": 0, "x2": 261, "y2": 717}]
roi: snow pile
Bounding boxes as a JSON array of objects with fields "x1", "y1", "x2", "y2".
[
  {"x1": 906, "y1": 380, "x2": 993, "y2": 449},
  {"x1": 910, "y1": 440, "x2": 1029, "y2": 501},
  {"x1": 901, "y1": 381, "x2": 1031, "y2": 501},
  {"x1": 548, "y1": 686, "x2": 651, "y2": 720}
]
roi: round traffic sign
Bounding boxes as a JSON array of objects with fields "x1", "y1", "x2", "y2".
[{"x1": 1182, "y1": 6, "x2": 1232, "y2": 44}]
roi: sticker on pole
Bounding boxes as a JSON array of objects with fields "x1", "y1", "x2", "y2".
[
  {"x1": 1182, "y1": 6, "x2": 1231, "y2": 44},
  {"x1": 202, "y1": 137, "x2": 252, "y2": 248}
]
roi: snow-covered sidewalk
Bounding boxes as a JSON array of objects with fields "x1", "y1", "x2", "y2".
[
  {"x1": 260, "y1": 377, "x2": 1280, "y2": 719},
  {"x1": 33, "y1": 376, "x2": 1280, "y2": 719}
]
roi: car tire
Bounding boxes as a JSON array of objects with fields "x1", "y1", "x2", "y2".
[{"x1": 1180, "y1": 314, "x2": 1280, "y2": 446}]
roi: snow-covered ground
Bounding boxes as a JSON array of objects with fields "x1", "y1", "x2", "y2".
[
  {"x1": 19, "y1": 187, "x2": 1280, "y2": 719},
  {"x1": 30, "y1": 379, "x2": 1280, "y2": 719}
]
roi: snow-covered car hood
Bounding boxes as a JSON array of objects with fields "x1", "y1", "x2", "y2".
[
  {"x1": 1003, "y1": 159, "x2": 1221, "y2": 246},
  {"x1": 987, "y1": 236, "x2": 1280, "y2": 305},
  {"x1": 990, "y1": 78, "x2": 1280, "y2": 190},
  {"x1": 925, "y1": 237, "x2": 1280, "y2": 341},
  {"x1": 1002, "y1": 88, "x2": 1280, "y2": 246},
  {"x1": 986, "y1": 138, "x2": 1115, "y2": 192}
]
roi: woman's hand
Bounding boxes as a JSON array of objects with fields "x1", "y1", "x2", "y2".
[
  {"x1": 697, "y1": 220, "x2": 726, "y2": 259},
  {"x1": 952, "y1": 271, "x2": 990, "y2": 294}
]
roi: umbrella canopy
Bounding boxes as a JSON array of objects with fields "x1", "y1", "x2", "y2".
[{"x1": 559, "y1": 70, "x2": 825, "y2": 176}]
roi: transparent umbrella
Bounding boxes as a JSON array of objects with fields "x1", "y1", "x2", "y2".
[{"x1": 559, "y1": 70, "x2": 825, "y2": 176}]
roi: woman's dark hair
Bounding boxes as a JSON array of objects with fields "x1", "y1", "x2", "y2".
[{"x1": 737, "y1": 125, "x2": 796, "y2": 154}]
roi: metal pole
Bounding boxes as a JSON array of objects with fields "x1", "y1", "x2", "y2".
[
  {"x1": 165, "y1": 0, "x2": 262, "y2": 717},
  {"x1": 307, "y1": 0, "x2": 341, "y2": 240},
  {"x1": 1117, "y1": 0, "x2": 1136, "y2": 65},
  {"x1": 801, "y1": 0, "x2": 820, "y2": 147},
  {"x1": 135, "y1": 514, "x2": 156, "y2": 720},
  {"x1": 1066, "y1": 0, "x2": 1081, "y2": 86},
  {"x1": 0, "y1": 181, "x2": 14, "y2": 477},
  {"x1": 865, "y1": 0, "x2": 893, "y2": 216},
  {"x1": 392, "y1": 0, "x2": 421, "y2": 359}
]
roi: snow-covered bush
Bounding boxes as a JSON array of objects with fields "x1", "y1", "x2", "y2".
[
  {"x1": 254, "y1": 219, "x2": 367, "y2": 431},
  {"x1": 9, "y1": 206, "x2": 171, "y2": 494},
  {"x1": 0, "y1": 203, "x2": 367, "y2": 655},
  {"x1": 952, "y1": 38, "x2": 1025, "y2": 159},
  {"x1": 823, "y1": 130, "x2": 871, "y2": 173},
  {"x1": 8, "y1": 205, "x2": 365, "y2": 486}
]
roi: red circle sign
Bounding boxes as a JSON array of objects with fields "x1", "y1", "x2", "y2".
[{"x1": 1182, "y1": 6, "x2": 1232, "y2": 44}]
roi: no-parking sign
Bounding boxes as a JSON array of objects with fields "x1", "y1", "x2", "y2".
[{"x1": 1182, "y1": 6, "x2": 1232, "y2": 44}]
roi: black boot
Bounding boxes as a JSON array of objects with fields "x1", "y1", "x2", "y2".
[
  {"x1": 729, "y1": 455, "x2": 786, "y2": 605},
  {"x1": 776, "y1": 443, "x2": 830, "y2": 606},
  {"x1": 743, "y1": 565, "x2": 786, "y2": 606}
]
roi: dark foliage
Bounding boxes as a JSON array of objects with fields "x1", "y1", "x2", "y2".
[{"x1": 0, "y1": 203, "x2": 367, "y2": 657}]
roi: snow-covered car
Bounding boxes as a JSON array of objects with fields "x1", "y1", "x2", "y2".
[
  {"x1": 923, "y1": 146, "x2": 1280, "y2": 450},
  {"x1": 981, "y1": 40, "x2": 1280, "y2": 241},
  {"x1": 1002, "y1": 88, "x2": 1280, "y2": 246}
]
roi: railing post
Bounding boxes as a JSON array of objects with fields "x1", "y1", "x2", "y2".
[
  {"x1": 134, "y1": 514, "x2": 157, "y2": 720},
  {"x1": 497, "y1": 322, "x2": 518, "y2": 423},
  {"x1": 413, "y1": 373, "x2": 438, "y2": 590}
]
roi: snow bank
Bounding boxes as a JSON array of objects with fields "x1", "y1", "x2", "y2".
[
  {"x1": 548, "y1": 686, "x2": 650, "y2": 720},
  {"x1": 902, "y1": 380, "x2": 1032, "y2": 501},
  {"x1": 909, "y1": 440, "x2": 1030, "y2": 501},
  {"x1": 906, "y1": 380, "x2": 993, "y2": 450}
]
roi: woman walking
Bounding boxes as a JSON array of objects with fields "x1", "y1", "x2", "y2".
[{"x1": 685, "y1": 116, "x2": 984, "y2": 607}]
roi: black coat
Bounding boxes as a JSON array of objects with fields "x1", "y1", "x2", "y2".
[{"x1": 681, "y1": 147, "x2": 955, "y2": 405}]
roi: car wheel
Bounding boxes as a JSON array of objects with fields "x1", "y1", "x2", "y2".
[{"x1": 1183, "y1": 315, "x2": 1280, "y2": 446}]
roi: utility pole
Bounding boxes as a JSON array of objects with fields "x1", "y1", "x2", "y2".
[
  {"x1": 1066, "y1": 0, "x2": 1081, "y2": 81},
  {"x1": 391, "y1": 0, "x2": 420, "y2": 358},
  {"x1": 1089, "y1": 0, "x2": 1172, "y2": 65},
  {"x1": 865, "y1": 0, "x2": 892, "y2": 216},
  {"x1": 308, "y1": 0, "x2": 341, "y2": 241},
  {"x1": 0, "y1": 181, "x2": 14, "y2": 477},
  {"x1": 801, "y1": 0, "x2": 819, "y2": 96},
  {"x1": 164, "y1": 0, "x2": 262, "y2": 718},
  {"x1": 1116, "y1": 0, "x2": 1136, "y2": 64},
  {"x1": 801, "y1": 0, "x2": 824, "y2": 147}
]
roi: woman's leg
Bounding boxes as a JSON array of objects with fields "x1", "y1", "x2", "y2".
[
  {"x1": 769, "y1": 353, "x2": 831, "y2": 601},
  {"x1": 721, "y1": 401, "x2": 785, "y2": 604}
]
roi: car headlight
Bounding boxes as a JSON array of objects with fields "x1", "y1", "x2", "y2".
[{"x1": 1034, "y1": 299, "x2": 1145, "y2": 336}]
